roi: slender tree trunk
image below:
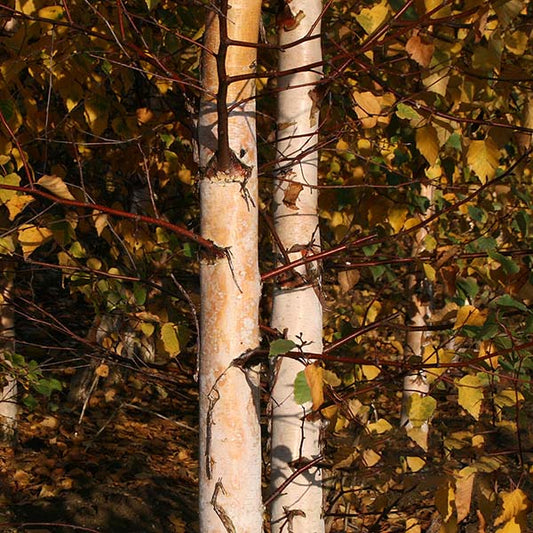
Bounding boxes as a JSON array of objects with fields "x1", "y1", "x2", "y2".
[
  {"x1": 269, "y1": 1, "x2": 325, "y2": 531},
  {"x1": 197, "y1": 1, "x2": 263, "y2": 531},
  {"x1": 400, "y1": 184, "x2": 434, "y2": 450},
  {"x1": 0, "y1": 267, "x2": 17, "y2": 445}
]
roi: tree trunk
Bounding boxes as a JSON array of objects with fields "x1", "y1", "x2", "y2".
[
  {"x1": 269, "y1": 1, "x2": 325, "y2": 531},
  {"x1": 197, "y1": 1, "x2": 263, "y2": 531},
  {"x1": 400, "y1": 184, "x2": 434, "y2": 450},
  {"x1": 0, "y1": 268, "x2": 17, "y2": 445}
]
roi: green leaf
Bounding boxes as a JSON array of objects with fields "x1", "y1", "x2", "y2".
[
  {"x1": 23, "y1": 395, "x2": 38, "y2": 410},
  {"x1": 488, "y1": 251, "x2": 519, "y2": 275},
  {"x1": 514, "y1": 210, "x2": 529, "y2": 238},
  {"x1": 446, "y1": 132, "x2": 462, "y2": 151},
  {"x1": 269, "y1": 338, "x2": 296, "y2": 356},
  {"x1": 395, "y1": 103, "x2": 422, "y2": 121},
  {"x1": 493, "y1": 294, "x2": 529, "y2": 312},
  {"x1": 294, "y1": 370, "x2": 312, "y2": 405},
  {"x1": 134, "y1": 283, "x2": 147, "y2": 306},
  {"x1": 456, "y1": 277, "x2": 479, "y2": 300}
]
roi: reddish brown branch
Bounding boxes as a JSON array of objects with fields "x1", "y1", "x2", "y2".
[{"x1": 0, "y1": 183, "x2": 223, "y2": 255}]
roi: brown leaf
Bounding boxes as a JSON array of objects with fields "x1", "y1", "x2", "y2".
[
  {"x1": 282, "y1": 182, "x2": 304, "y2": 210},
  {"x1": 338, "y1": 269, "x2": 360, "y2": 293},
  {"x1": 406, "y1": 33, "x2": 434, "y2": 67}
]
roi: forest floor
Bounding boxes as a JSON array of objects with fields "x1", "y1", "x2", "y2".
[{"x1": 0, "y1": 363, "x2": 200, "y2": 533}]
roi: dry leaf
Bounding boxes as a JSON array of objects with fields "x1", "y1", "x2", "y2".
[
  {"x1": 282, "y1": 182, "x2": 304, "y2": 210},
  {"x1": 406, "y1": 33, "x2": 435, "y2": 67}
]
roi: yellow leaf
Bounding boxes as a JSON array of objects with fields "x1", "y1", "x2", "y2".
[
  {"x1": 352, "y1": 90, "x2": 382, "y2": 129},
  {"x1": 494, "y1": 489, "x2": 530, "y2": 529},
  {"x1": 323, "y1": 369, "x2": 341, "y2": 387},
  {"x1": 456, "y1": 374, "x2": 483, "y2": 420},
  {"x1": 0, "y1": 235, "x2": 16, "y2": 255},
  {"x1": 140, "y1": 321, "x2": 155, "y2": 338},
  {"x1": 362, "y1": 448, "x2": 381, "y2": 467},
  {"x1": 406, "y1": 517, "x2": 422, "y2": 533},
  {"x1": 416, "y1": 125, "x2": 440, "y2": 165},
  {"x1": 18, "y1": 224, "x2": 53, "y2": 258},
  {"x1": 304, "y1": 363, "x2": 324, "y2": 410},
  {"x1": 424, "y1": 346, "x2": 454, "y2": 383},
  {"x1": 0, "y1": 173, "x2": 20, "y2": 204},
  {"x1": 505, "y1": 31, "x2": 528, "y2": 55},
  {"x1": 467, "y1": 139, "x2": 499, "y2": 183},
  {"x1": 361, "y1": 364, "x2": 381, "y2": 380},
  {"x1": 435, "y1": 477, "x2": 455, "y2": 523},
  {"x1": 38, "y1": 6, "x2": 64, "y2": 20},
  {"x1": 160, "y1": 322, "x2": 180, "y2": 357},
  {"x1": 422, "y1": 68, "x2": 450, "y2": 96},
  {"x1": 367, "y1": 418, "x2": 392, "y2": 434},
  {"x1": 37, "y1": 175, "x2": 75, "y2": 200},
  {"x1": 366, "y1": 300, "x2": 381, "y2": 323},
  {"x1": 423, "y1": 263, "x2": 436, "y2": 282},
  {"x1": 355, "y1": 0, "x2": 389, "y2": 35},
  {"x1": 388, "y1": 206, "x2": 408, "y2": 233},
  {"x1": 92, "y1": 211, "x2": 108, "y2": 236},
  {"x1": 5, "y1": 194, "x2": 34, "y2": 220},
  {"x1": 406, "y1": 394, "x2": 436, "y2": 428},
  {"x1": 405, "y1": 456, "x2": 426, "y2": 472},
  {"x1": 454, "y1": 305, "x2": 487, "y2": 329}
]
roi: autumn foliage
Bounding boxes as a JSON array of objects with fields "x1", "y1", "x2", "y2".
[{"x1": 0, "y1": 0, "x2": 532, "y2": 531}]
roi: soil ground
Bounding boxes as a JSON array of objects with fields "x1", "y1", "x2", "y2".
[{"x1": 0, "y1": 365, "x2": 200, "y2": 533}]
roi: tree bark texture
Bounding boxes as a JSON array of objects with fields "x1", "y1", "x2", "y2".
[
  {"x1": 400, "y1": 184, "x2": 434, "y2": 450},
  {"x1": 269, "y1": 1, "x2": 325, "y2": 531},
  {"x1": 198, "y1": 1, "x2": 263, "y2": 531},
  {"x1": 0, "y1": 268, "x2": 17, "y2": 445}
]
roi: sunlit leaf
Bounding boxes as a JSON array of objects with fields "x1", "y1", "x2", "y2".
[
  {"x1": 18, "y1": 224, "x2": 53, "y2": 259},
  {"x1": 366, "y1": 418, "x2": 392, "y2": 434},
  {"x1": 5, "y1": 194, "x2": 34, "y2": 220},
  {"x1": 355, "y1": 0, "x2": 389, "y2": 35},
  {"x1": 454, "y1": 305, "x2": 487, "y2": 329},
  {"x1": 494, "y1": 489, "x2": 530, "y2": 530},
  {"x1": 352, "y1": 90, "x2": 382, "y2": 129},
  {"x1": 38, "y1": 6, "x2": 64, "y2": 20},
  {"x1": 160, "y1": 322, "x2": 180, "y2": 357},
  {"x1": 37, "y1": 175, "x2": 75, "y2": 200},
  {"x1": 467, "y1": 139, "x2": 499, "y2": 183},
  {"x1": 304, "y1": 363, "x2": 324, "y2": 410},
  {"x1": 416, "y1": 125, "x2": 439, "y2": 165},
  {"x1": 456, "y1": 374, "x2": 483, "y2": 420}
]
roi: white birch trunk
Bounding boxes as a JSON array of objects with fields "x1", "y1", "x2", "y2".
[
  {"x1": 198, "y1": 2, "x2": 263, "y2": 531},
  {"x1": 400, "y1": 184, "x2": 434, "y2": 449},
  {"x1": 0, "y1": 270, "x2": 17, "y2": 445},
  {"x1": 269, "y1": 1, "x2": 324, "y2": 531}
]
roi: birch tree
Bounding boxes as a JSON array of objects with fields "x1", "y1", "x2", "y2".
[
  {"x1": 269, "y1": 1, "x2": 325, "y2": 531},
  {"x1": 197, "y1": 1, "x2": 263, "y2": 531},
  {"x1": 0, "y1": 267, "x2": 16, "y2": 445},
  {"x1": 400, "y1": 184, "x2": 434, "y2": 451}
]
